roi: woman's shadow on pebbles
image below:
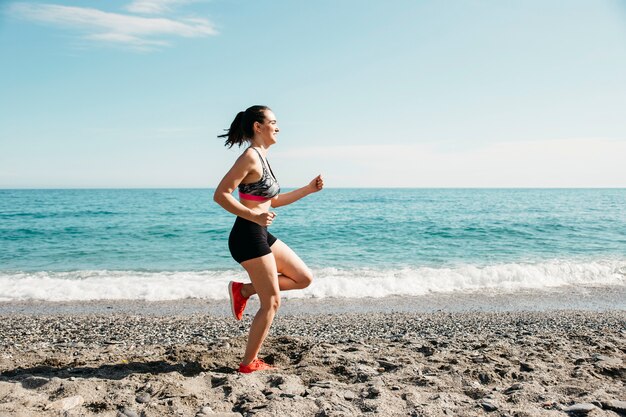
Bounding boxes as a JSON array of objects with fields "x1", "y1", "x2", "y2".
[{"x1": 0, "y1": 359, "x2": 211, "y2": 388}]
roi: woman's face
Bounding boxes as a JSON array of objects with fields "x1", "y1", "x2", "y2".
[{"x1": 255, "y1": 110, "x2": 279, "y2": 145}]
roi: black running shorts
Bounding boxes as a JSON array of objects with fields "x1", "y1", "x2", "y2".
[{"x1": 228, "y1": 216, "x2": 277, "y2": 264}]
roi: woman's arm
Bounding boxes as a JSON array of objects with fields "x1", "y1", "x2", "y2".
[
  {"x1": 271, "y1": 174, "x2": 324, "y2": 208},
  {"x1": 213, "y1": 150, "x2": 275, "y2": 226}
]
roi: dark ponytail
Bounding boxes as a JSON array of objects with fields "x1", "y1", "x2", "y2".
[{"x1": 218, "y1": 105, "x2": 270, "y2": 148}]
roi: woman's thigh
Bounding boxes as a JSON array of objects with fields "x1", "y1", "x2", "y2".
[
  {"x1": 271, "y1": 240, "x2": 312, "y2": 285},
  {"x1": 241, "y1": 253, "x2": 280, "y2": 306}
]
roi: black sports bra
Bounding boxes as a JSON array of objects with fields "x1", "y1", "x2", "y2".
[{"x1": 238, "y1": 147, "x2": 280, "y2": 201}]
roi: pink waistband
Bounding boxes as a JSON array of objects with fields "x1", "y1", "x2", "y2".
[{"x1": 239, "y1": 191, "x2": 270, "y2": 202}]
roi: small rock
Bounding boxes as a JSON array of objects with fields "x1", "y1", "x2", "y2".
[
  {"x1": 343, "y1": 391, "x2": 355, "y2": 400},
  {"x1": 503, "y1": 383, "x2": 523, "y2": 394},
  {"x1": 310, "y1": 380, "x2": 332, "y2": 389},
  {"x1": 45, "y1": 395, "x2": 84, "y2": 411},
  {"x1": 377, "y1": 359, "x2": 399, "y2": 371},
  {"x1": 563, "y1": 403, "x2": 597, "y2": 414},
  {"x1": 199, "y1": 406, "x2": 214, "y2": 414},
  {"x1": 480, "y1": 401, "x2": 498, "y2": 412},
  {"x1": 21, "y1": 376, "x2": 49, "y2": 389},
  {"x1": 593, "y1": 354, "x2": 617, "y2": 363},
  {"x1": 117, "y1": 408, "x2": 140, "y2": 417},
  {"x1": 275, "y1": 375, "x2": 306, "y2": 396},
  {"x1": 136, "y1": 392, "x2": 151, "y2": 403},
  {"x1": 542, "y1": 401, "x2": 557, "y2": 409},
  {"x1": 478, "y1": 372, "x2": 491, "y2": 384},
  {"x1": 519, "y1": 362, "x2": 534, "y2": 372},
  {"x1": 603, "y1": 400, "x2": 626, "y2": 414}
]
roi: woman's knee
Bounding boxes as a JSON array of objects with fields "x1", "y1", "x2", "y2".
[
  {"x1": 260, "y1": 294, "x2": 281, "y2": 312},
  {"x1": 298, "y1": 268, "x2": 313, "y2": 289}
]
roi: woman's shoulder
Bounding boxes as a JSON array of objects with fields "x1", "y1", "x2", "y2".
[
  {"x1": 240, "y1": 146, "x2": 257, "y2": 159},
  {"x1": 235, "y1": 147, "x2": 260, "y2": 166}
]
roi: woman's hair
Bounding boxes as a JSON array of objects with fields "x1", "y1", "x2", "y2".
[{"x1": 218, "y1": 105, "x2": 270, "y2": 148}]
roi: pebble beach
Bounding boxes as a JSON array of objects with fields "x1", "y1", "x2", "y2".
[{"x1": 1, "y1": 298, "x2": 625, "y2": 417}]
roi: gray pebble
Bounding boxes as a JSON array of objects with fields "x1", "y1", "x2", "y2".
[
  {"x1": 519, "y1": 362, "x2": 534, "y2": 372},
  {"x1": 563, "y1": 403, "x2": 597, "y2": 414},
  {"x1": 480, "y1": 401, "x2": 498, "y2": 412},
  {"x1": 503, "y1": 383, "x2": 523, "y2": 394},
  {"x1": 602, "y1": 400, "x2": 626, "y2": 413},
  {"x1": 136, "y1": 392, "x2": 151, "y2": 403},
  {"x1": 21, "y1": 376, "x2": 49, "y2": 389},
  {"x1": 117, "y1": 408, "x2": 139, "y2": 417},
  {"x1": 343, "y1": 391, "x2": 355, "y2": 400}
]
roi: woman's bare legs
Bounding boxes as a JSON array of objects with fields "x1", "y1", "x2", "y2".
[
  {"x1": 240, "y1": 253, "x2": 281, "y2": 365},
  {"x1": 240, "y1": 239, "x2": 312, "y2": 298}
]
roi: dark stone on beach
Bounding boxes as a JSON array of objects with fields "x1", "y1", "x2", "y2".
[
  {"x1": 135, "y1": 392, "x2": 151, "y2": 403},
  {"x1": 21, "y1": 376, "x2": 49, "y2": 389},
  {"x1": 592, "y1": 355, "x2": 624, "y2": 378},
  {"x1": 478, "y1": 372, "x2": 491, "y2": 384},
  {"x1": 563, "y1": 403, "x2": 597, "y2": 414},
  {"x1": 602, "y1": 400, "x2": 626, "y2": 414},
  {"x1": 519, "y1": 362, "x2": 534, "y2": 372},
  {"x1": 377, "y1": 359, "x2": 400, "y2": 371},
  {"x1": 269, "y1": 375, "x2": 285, "y2": 386},
  {"x1": 310, "y1": 380, "x2": 332, "y2": 389},
  {"x1": 480, "y1": 401, "x2": 498, "y2": 412},
  {"x1": 463, "y1": 387, "x2": 488, "y2": 400},
  {"x1": 417, "y1": 345, "x2": 435, "y2": 356},
  {"x1": 362, "y1": 385, "x2": 381, "y2": 399},
  {"x1": 562, "y1": 386, "x2": 588, "y2": 396},
  {"x1": 503, "y1": 383, "x2": 523, "y2": 395}
]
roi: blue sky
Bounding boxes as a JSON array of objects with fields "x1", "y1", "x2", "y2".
[{"x1": 1, "y1": 0, "x2": 625, "y2": 188}]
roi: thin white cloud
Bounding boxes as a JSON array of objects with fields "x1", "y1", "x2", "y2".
[
  {"x1": 9, "y1": 2, "x2": 217, "y2": 49},
  {"x1": 126, "y1": 0, "x2": 195, "y2": 15}
]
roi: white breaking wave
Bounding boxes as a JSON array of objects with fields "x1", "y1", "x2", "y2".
[{"x1": 0, "y1": 260, "x2": 625, "y2": 302}]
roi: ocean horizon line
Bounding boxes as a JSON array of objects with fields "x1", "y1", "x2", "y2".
[{"x1": 1, "y1": 186, "x2": 626, "y2": 191}]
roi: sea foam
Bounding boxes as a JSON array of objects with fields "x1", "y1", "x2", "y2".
[{"x1": 1, "y1": 260, "x2": 624, "y2": 302}]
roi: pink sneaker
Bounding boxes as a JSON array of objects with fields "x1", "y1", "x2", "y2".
[
  {"x1": 228, "y1": 281, "x2": 248, "y2": 321},
  {"x1": 239, "y1": 358, "x2": 274, "y2": 373}
]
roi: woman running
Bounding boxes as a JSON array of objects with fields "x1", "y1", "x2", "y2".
[{"x1": 214, "y1": 105, "x2": 324, "y2": 373}]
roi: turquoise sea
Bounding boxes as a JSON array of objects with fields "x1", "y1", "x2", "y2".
[{"x1": 1, "y1": 188, "x2": 625, "y2": 301}]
